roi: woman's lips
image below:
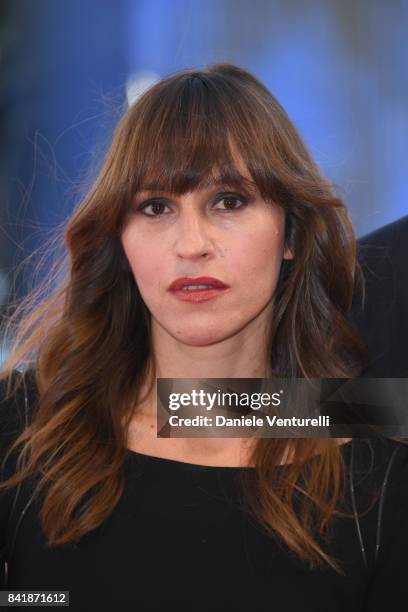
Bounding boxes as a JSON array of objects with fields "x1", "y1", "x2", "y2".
[{"x1": 169, "y1": 287, "x2": 229, "y2": 303}]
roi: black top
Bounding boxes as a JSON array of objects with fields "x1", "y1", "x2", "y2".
[{"x1": 1, "y1": 372, "x2": 408, "y2": 612}]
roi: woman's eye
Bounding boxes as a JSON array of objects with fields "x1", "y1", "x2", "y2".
[
  {"x1": 137, "y1": 201, "x2": 171, "y2": 217},
  {"x1": 213, "y1": 194, "x2": 248, "y2": 211},
  {"x1": 135, "y1": 192, "x2": 249, "y2": 218}
]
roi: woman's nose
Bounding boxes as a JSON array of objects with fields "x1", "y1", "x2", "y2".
[{"x1": 173, "y1": 209, "x2": 214, "y2": 259}]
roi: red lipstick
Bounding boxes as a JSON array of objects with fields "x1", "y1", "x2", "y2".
[{"x1": 168, "y1": 276, "x2": 229, "y2": 303}]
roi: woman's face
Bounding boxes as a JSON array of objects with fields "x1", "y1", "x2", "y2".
[{"x1": 121, "y1": 161, "x2": 293, "y2": 348}]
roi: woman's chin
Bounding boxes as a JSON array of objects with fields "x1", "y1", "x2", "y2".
[
  {"x1": 170, "y1": 326, "x2": 236, "y2": 347},
  {"x1": 151, "y1": 312, "x2": 248, "y2": 347}
]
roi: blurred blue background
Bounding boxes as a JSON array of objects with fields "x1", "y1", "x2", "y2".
[{"x1": 1, "y1": 0, "x2": 407, "y2": 336}]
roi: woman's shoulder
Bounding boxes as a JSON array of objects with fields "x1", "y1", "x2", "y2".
[
  {"x1": 346, "y1": 436, "x2": 408, "y2": 546},
  {"x1": 371, "y1": 436, "x2": 408, "y2": 496},
  {"x1": 0, "y1": 369, "x2": 38, "y2": 465},
  {"x1": 347, "y1": 435, "x2": 408, "y2": 487},
  {"x1": 0, "y1": 367, "x2": 38, "y2": 414},
  {"x1": 352, "y1": 437, "x2": 408, "y2": 607}
]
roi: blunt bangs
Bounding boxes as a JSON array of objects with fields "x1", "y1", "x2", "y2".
[{"x1": 121, "y1": 70, "x2": 285, "y2": 207}]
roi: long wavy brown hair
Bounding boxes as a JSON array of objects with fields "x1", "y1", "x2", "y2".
[{"x1": 0, "y1": 62, "x2": 385, "y2": 573}]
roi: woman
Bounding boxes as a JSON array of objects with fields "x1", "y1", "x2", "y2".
[{"x1": 0, "y1": 63, "x2": 407, "y2": 611}]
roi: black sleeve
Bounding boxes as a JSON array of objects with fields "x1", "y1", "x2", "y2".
[
  {"x1": 0, "y1": 369, "x2": 33, "y2": 587},
  {"x1": 362, "y1": 440, "x2": 408, "y2": 610},
  {"x1": 0, "y1": 370, "x2": 35, "y2": 548}
]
